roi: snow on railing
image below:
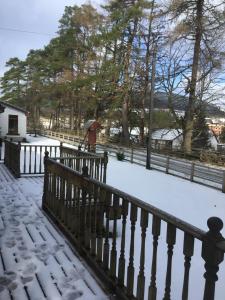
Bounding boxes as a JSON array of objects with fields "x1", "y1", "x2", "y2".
[{"x1": 42, "y1": 155, "x2": 225, "y2": 300}]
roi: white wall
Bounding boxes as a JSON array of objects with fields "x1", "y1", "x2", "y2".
[{"x1": 0, "y1": 106, "x2": 27, "y2": 140}]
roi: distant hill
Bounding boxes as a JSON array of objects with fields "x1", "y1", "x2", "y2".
[{"x1": 134, "y1": 91, "x2": 225, "y2": 117}]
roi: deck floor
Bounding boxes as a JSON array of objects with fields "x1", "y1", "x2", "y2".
[{"x1": 0, "y1": 164, "x2": 108, "y2": 300}]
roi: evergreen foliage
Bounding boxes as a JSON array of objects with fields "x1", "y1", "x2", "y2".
[
  {"x1": 0, "y1": 0, "x2": 225, "y2": 149},
  {"x1": 192, "y1": 108, "x2": 210, "y2": 149}
]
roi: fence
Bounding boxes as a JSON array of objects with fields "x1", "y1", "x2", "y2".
[
  {"x1": 42, "y1": 156, "x2": 225, "y2": 300},
  {"x1": 97, "y1": 144, "x2": 225, "y2": 193},
  {"x1": 41, "y1": 130, "x2": 225, "y2": 193}
]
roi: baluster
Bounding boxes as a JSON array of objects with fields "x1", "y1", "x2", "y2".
[
  {"x1": 60, "y1": 177, "x2": 65, "y2": 222},
  {"x1": 55, "y1": 175, "x2": 60, "y2": 216},
  {"x1": 182, "y1": 233, "x2": 194, "y2": 300},
  {"x1": 23, "y1": 145, "x2": 26, "y2": 173},
  {"x1": 137, "y1": 209, "x2": 149, "y2": 300},
  {"x1": 42, "y1": 151, "x2": 49, "y2": 207},
  {"x1": 96, "y1": 187, "x2": 105, "y2": 261},
  {"x1": 103, "y1": 151, "x2": 108, "y2": 183},
  {"x1": 110, "y1": 194, "x2": 119, "y2": 279},
  {"x1": 85, "y1": 187, "x2": 92, "y2": 250},
  {"x1": 202, "y1": 217, "x2": 224, "y2": 300},
  {"x1": 73, "y1": 186, "x2": 80, "y2": 238},
  {"x1": 163, "y1": 223, "x2": 176, "y2": 300},
  {"x1": 127, "y1": 204, "x2": 138, "y2": 298},
  {"x1": 148, "y1": 216, "x2": 161, "y2": 300},
  {"x1": 39, "y1": 146, "x2": 42, "y2": 173},
  {"x1": 34, "y1": 146, "x2": 37, "y2": 174},
  {"x1": 64, "y1": 179, "x2": 70, "y2": 228},
  {"x1": 90, "y1": 184, "x2": 98, "y2": 256},
  {"x1": 52, "y1": 173, "x2": 57, "y2": 213},
  {"x1": 76, "y1": 186, "x2": 81, "y2": 242},
  {"x1": 118, "y1": 199, "x2": 129, "y2": 287},
  {"x1": 96, "y1": 159, "x2": 100, "y2": 181},
  {"x1": 50, "y1": 146, "x2": 52, "y2": 157},
  {"x1": 29, "y1": 146, "x2": 32, "y2": 173},
  {"x1": 103, "y1": 192, "x2": 112, "y2": 270}
]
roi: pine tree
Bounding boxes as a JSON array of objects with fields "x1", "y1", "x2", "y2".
[{"x1": 192, "y1": 108, "x2": 210, "y2": 149}]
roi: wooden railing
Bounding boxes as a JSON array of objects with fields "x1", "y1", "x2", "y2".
[
  {"x1": 4, "y1": 139, "x2": 21, "y2": 177},
  {"x1": 4, "y1": 139, "x2": 108, "y2": 182},
  {"x1": 42, "y1": 155, "x2": 225, "y2": 300},
  {"x1": 20, "y1": 144, "x2": 60, "y2": 175}
]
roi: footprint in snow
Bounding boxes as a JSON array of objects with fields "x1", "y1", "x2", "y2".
[
  {"x1": 0, "y1": 271, "x2": 17, "y2": 293},
  {"x1": 21, "y1": 276, "x2": 33, "y2": 284},
  {"x1": 5, "y1": 239, "x2": 16, "y2": 248},
  {"x1": 22, "y1": 262, "x2": 37, "y2": 276},
  {"x1": 64, "y1": 290, "x2": 83, "y2": 300}
]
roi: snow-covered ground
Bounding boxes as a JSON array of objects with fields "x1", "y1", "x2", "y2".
[
  {"x1": 0, "y1": 164, "x2": 107, "y2": 300},
  {"x1": 8, "y1": 134, "x2": 225, "y2": 299}
]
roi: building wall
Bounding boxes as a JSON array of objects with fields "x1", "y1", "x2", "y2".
[{"x1": 0, "y1": 107, "x2": 27, "y2": 140}]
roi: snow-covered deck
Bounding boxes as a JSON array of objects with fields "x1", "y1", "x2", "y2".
[{"x1": 0, "y1": 164, "x2": 108, "y2": 300}]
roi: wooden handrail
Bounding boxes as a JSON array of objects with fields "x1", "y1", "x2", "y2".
[{"x1": 42, "y1": 156, "x2": 225, "y2": 300}]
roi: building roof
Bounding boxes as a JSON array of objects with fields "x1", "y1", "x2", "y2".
[
  {"x1": 0, "y1": 101, "x2": 27, "y2": 114},
  {"x1": 152, "y1": 129, "x2": 183, "y2": 141}
]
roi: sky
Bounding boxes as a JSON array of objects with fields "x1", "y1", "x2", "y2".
[{"x1": 0, "y1": 0, "x2": 105, "y2": 76}]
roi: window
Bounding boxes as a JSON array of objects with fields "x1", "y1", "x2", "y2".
[{"x1": 8, "y1": 115, "x2": 18, "y2": 135}]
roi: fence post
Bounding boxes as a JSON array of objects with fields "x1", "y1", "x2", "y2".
[
  {"x1": 222, "y1": 171, "x2": 225, "y2": 193},
  {"x1": 190, "y1": 162, "x2": 195, "y2": 182},
  {"x1": 202, "y1": 217, "x2": 224, "y2": 300},
  {"x1": 131, "y1": 147, "x2": 134, "y2": 163},
  {"x1": 166, "y1": 157, "x2": 170, "y2": 174}
]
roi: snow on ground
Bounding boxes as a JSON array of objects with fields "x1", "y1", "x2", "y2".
[
  {"x1": 107, "y1": 158, "x2": 225, "y2": 233},
  {"x1": 20, "y1": 135, "x2": 225, "y2": 299},
  {"x1": 0, "y1": 164, "x2": 107, "y2": 300}
]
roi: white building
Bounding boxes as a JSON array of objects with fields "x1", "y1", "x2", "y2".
[{"x1": 0, "y1": 101, "x2": 27, "y2": 141}]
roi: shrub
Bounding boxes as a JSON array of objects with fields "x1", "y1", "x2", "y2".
[{"x1": 116, "y1": 151, "x2": 125, "y2": 161}]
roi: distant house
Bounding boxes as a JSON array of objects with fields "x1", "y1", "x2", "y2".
[
  {"x1": 152, "y1": 129, "x2": 183, "y2": 150},
  {"x1": 0, "y1": 101, "x2": 27, "y2": 141}
]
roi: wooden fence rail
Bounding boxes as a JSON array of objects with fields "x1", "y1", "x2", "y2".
[
  {"x1": 97, "y1": 144, "x2": 225, "y2": 193},
  {"x1": 41, "y1": 130, "x2": 225, "y2": 193},
  {"x1": 42, "y1": 155, "x2": 225, "y2": 300}
]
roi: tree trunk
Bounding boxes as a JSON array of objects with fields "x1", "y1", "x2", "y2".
[{"x1": 183, "y1": 0, "x2": 204, "y2": 154}]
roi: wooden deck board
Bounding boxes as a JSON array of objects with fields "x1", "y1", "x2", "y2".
[{"x1": 0, "y1": 164, "x2": 107, "y2": 300}]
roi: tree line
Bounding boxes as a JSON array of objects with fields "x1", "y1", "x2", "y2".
[{"x1": 1, "y1": 0, "x2": 225, "y2": 152}]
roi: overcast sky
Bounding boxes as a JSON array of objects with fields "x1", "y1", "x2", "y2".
[{"x1": 0, "y1": 0, "x2": 105, "y2": 76}]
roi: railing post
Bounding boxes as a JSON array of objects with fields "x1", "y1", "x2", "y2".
[
  {"x1": 202, "y1": 217, "x2": 224, "y2": 300},
  {"x1": 222, "y1": 171, "x2": 225, "y2": 193}
]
